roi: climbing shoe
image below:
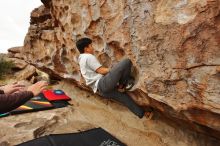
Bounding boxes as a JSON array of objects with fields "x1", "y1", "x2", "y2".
[{"x1": 125, "y1": 77, "x2": 135, "y2": 91}]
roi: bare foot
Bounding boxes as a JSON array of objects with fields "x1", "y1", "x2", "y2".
[{"x1": 145, "y1": 111, "x2": 154, "y2": 120}]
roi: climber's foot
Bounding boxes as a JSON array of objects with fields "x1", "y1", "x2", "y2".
[{"x1": 145, "y1": 111, "x2": 153, "y2": 120}]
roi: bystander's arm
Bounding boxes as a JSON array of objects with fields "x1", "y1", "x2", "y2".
[
  {"x1": 0, "y1": 81, "x2": 48, "y2": 113},
  {"x1": 0, "y1": 91, "x2": 34, "y2": 113}
]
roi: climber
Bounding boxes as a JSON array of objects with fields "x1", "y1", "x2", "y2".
[
  {"x1": 76, "y1": 37, "x2": 153, "y2": 119},
  {"x1": 0, "y1": 81, "x2": 48, "y2": 113}
]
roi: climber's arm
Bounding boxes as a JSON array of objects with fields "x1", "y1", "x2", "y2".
[{"x1": 96, "y1": 66, "x2": 109, "y2": 75}]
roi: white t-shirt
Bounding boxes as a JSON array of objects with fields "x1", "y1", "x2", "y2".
[{"x1": 78, "y1": 53, "x2": 103, "y2": 93}]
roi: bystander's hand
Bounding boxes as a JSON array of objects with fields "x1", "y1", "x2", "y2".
[
  {"x1": 0, "y1": 83, "x2": 25, "y2": 94},
  {"x1": 27, "y1": 81, "x2": 48, "y2": 96}
]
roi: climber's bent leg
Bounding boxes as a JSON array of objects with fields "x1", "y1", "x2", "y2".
[{"x1": 98, "y1": 89, "x2": 145, "y2": 118}]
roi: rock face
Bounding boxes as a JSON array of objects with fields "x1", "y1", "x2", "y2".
[
  {"x1": 7, "y1": 46, "x2": 24, "y2": 59},
  {"x1": 21, "y1": 0, "x2": 220, "y2": 140}
]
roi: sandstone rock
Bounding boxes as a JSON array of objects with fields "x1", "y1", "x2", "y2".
[
  {"x1": 15, "y1": 65, "x2": 36, "y2": 80},
  {"x1": 20, "y1": 0, "x2": 220, "y2": 139},
  {"x1": 29, "y1": 69, "x2": 50, "y2": 83},
  {"x1": 217, "y1": 66, "x2": 220, "y2": 72},
  {"x1": 7, "y1": 47, "x2": 22, "y2": 54},
  {"x1": 16, "y1": 80, "x2": 32, "y2": 87},
  {"x1": 7, "y1": 47, "x2": 24, "y2": 59}
]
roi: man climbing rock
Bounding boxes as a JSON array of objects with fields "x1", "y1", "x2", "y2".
[{"x1": 76, "y1": 37, "x2": 153, "y2": 119}]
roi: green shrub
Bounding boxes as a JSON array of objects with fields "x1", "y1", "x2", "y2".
[{"x1": 0, "y1": 58, "x2": 15, "y2": 78}]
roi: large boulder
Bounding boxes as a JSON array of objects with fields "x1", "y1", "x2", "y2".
[
  {"x1": 15, "y1": 65, "x2": 36, "y2": 80},
  {"x1": 8, "y1": 47, "x2": 22, "y2": 54},
  {"x1": 7, "y1": 46, "x2": 24, "y2": 59},
  {"x1": 20, "y1": 0, "x2": 220, "y2": 139}
]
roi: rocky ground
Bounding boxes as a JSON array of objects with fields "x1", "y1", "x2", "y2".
[{"x1": 0, "y1": 80, "x2": 219, "y2": 146}]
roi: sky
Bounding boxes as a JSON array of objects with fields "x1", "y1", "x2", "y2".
[{"x1": 0, "y1": 1, "x2": 42, "y2": 53}]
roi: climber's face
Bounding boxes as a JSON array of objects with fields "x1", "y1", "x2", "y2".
[{"x1": 85, "y1": 44, "x2": 94, "y2": 54}]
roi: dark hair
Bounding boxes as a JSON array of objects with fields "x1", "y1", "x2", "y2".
[{"x1": 76, "y1": 38, "x2": 92, "y2": 53}]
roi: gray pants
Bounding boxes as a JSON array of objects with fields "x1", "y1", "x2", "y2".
[{"x1": 97, "y1": 59, "x2": 145, "y2": 118}]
